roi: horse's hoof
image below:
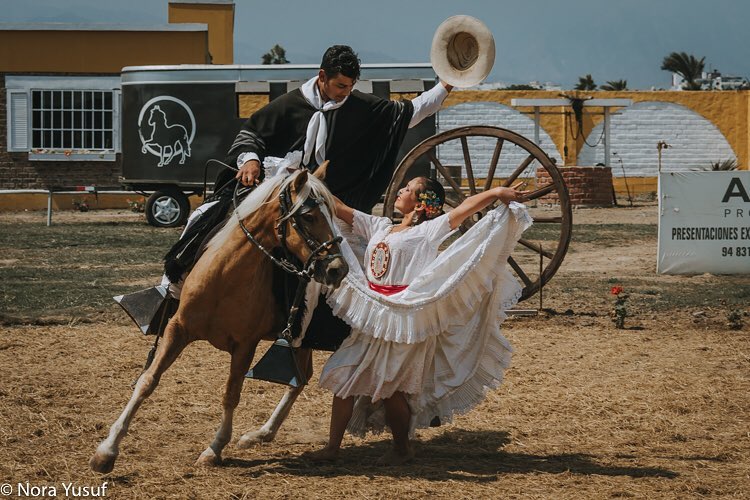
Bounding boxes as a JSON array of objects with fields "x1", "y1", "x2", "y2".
[
  {"x1": 89, "y1": 451, "x2": 117, "y2": 474},
  {"x1": 237, "y1": 430, "x2": 274, "y2": 449},
  {"x1": 195, "y1": 449, "x2": 222, "y2": 467}
]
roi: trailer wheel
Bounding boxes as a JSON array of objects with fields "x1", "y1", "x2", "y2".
[{"x1": 146, "y1": 189, "x2": 190, "y2": 228}]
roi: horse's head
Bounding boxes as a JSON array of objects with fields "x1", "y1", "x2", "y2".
[
  {"x1": 148, "y1": 106, "x2": 164, "y2": 126},
  {"x1": 275, "y1": 166, "x2": 348, "y2": 288}
]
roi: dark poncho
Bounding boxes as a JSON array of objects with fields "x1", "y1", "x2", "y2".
[{"x1": 226, "y1": 88, "x2": 414, "y2": 212}]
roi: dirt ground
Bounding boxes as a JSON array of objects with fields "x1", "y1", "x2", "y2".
[{"x1": 1, "y1": 205, "x2": 749, "y2": 499}]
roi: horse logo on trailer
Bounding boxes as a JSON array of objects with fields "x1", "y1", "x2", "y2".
[{"x1": 138, "y1": 96, "x2": 196, "y2": 167}]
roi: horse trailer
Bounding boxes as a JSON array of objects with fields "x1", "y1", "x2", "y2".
[{"x1": 120, "y1": 64, "x2": 438, "y2": 227}]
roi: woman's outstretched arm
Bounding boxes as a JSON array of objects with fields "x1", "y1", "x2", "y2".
[
  {"x1": 332, "y1": 196, "x2": 355, "y2": 225},
  {"x1": 447, "y1": 184, "x2": 528, "y2": 230}
]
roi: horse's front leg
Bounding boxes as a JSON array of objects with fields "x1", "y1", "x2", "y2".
[
  {"x1": 236, "y1": 348, "x2": 313, "y2": 447},
  {"x1": 195, "y1": 343, "x2": 256, "y2": 466},
  {"x1": 90, "y1": 322, "x2": 188, "y2": 473},
  {"x1": 155, "y1": 145, "x2": 165, "y2": 167}
]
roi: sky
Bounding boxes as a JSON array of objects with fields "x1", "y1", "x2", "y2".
[{"x1": 2, "y1": 0, "x2": 749, "y2": 89}]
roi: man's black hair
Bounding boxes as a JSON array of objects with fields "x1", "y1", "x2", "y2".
[{"x1": 321, "y1": 45, "x2": 361, "y2": 81}]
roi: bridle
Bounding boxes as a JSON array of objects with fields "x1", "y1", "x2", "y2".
[
  {"x1": 232, "y1": 176, "x2": 343, "y2": 344},
  {"x1": 233, "y1": 179, "x2": 342, "y2": 281}
]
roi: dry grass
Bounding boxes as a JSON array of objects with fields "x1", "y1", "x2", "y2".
[{"x1": 1, "y1": 206, "x2": 749, "y2": 499}]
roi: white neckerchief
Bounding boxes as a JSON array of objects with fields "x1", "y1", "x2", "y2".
[{"x1": 300, "y1": 76, "x2": 348, "y2": 167}]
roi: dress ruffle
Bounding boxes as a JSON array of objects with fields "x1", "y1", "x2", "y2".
[
  {"x1": 326, "y1": 202, "x2": 532, "y2": 344},
  {"x1": 324, "y1": 266, "x2": 519, "y2": 437}
]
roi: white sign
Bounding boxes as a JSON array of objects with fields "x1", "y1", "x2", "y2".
[{"x1": 658, "y1": 171, "x2": 750, "y2": 274}]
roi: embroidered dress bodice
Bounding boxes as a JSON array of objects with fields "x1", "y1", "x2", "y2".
[{"x1": 353, "y1": 211, "x2": 453, "y2": 286}]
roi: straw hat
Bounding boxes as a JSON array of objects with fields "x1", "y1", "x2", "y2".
[{"x1": 430, "y1": 15, "x2": 495, "y2": 88}]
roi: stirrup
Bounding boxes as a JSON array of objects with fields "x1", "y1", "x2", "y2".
[
  {"x1": 246, "y1": 339, "x2": 307, "y2": 388},
  {"x1": 114, "y1": 285, "x2": 174, "y2": 335}
]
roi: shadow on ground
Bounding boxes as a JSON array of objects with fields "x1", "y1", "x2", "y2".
[{"x1": 220, "y1": 429, "x2": 678, "y2": 482}]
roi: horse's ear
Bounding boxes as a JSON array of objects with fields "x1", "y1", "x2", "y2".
[
  {"x1": 292, "y1": 170, "x2": 309, "y2": 193},
  {"x1": 313, "y1": 161, "x2": 329, "y2": 181}
]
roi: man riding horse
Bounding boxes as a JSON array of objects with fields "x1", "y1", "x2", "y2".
[{"x1": 97, "y1": 18, "x2": 500, "y2": 469}]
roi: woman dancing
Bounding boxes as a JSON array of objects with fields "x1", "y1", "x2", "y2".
[{"x1": 310, "y1": 175, "x2": 531, "y2": 464}]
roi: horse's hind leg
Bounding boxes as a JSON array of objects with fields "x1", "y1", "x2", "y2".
[
  {"x1": 195, "y1": 343, "x2": 256, "y2": 466},
  {"x1": 236, "y1": 348, "x2": 313, "y2": 447},
  {"x1": 89, "y1": 322, "x2": 188, "y2": 473}
]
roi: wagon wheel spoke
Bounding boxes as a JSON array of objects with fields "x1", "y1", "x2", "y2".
[
  {"x1": 460, "y1": 136, "x2": 477, "y2": 195},
  {"x1": 483, "y1": 139, "x2": 504, "y2": 191},
  {"x1": 427, "y1": 149, "x2": 466, "y2": 202},
  {"x1": 507, "y1": 256, "x2": 533, "y2": 287},
  {"x1": 519, "y1": 238, "x2": 554, "y2": 259},
  {"x1": 526, "y1": 183, "x2": 557, "y2": 200},
  {"x1": 503, "y1": 154, "x2": 536, "y2": 187}
]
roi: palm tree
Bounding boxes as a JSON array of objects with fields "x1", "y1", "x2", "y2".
[
  {"x1": 574, "y1": 74, "x2": 597, "y2": 91},
  {"x1": 262, "y1": 44, "x2": 289, "y2": 65},
  {"x1": 707, "y1": 159, "x2": 737, "y2": 171},
  {"x1": 661, "y1": 52, "x2": 704, "y2": 90},
  {"x1": 600, "y1": 79, "x2": 628, "y2": 91}
]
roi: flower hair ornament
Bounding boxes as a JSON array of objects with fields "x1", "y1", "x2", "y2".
[{"x1": 417, "y1": 190, "x2": 443, "y2": 219}]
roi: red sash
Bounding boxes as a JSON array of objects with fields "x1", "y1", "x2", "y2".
[{"x1": 368, "y1": 282, "x2": 408, "y2": 296}]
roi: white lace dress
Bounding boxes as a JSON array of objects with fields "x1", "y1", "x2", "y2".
[{"x1": 320, "y1": 202, "x2": 532, "y2": 437}]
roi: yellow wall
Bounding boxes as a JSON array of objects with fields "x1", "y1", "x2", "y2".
[
  {"x1": 169, "y1": 2, "x2": 234, "y2": 64},
  {"x1": 0, "y1": 30, "x2": 209, "y2": 73},
  {"x1": 442, "y1": 90, "x2": 750, "y2": 171},
  {"x1": 237, "y1": 94, "x2": 269, "y2": 118}
]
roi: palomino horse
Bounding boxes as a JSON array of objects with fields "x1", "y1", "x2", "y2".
[
  {"x1": 141, "y1": 105, "x2": 191, "y2": 167},
  {"x1": 90, "y1": 168, "x2": 347, "y2": 472}
]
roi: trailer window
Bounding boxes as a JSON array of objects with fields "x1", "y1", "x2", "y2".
[{"x1": 30, "y1": 90, "x2": 115, "y2": 152}]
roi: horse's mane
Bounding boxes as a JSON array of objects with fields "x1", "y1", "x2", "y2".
[{"x1": 206, "y1": 170, "x2": 336, "y2": 252}]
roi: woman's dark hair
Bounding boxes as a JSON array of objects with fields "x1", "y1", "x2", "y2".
[
  {"x1": 412, "y1": 176, "x2": 446, "y2": 225},
  {"x1": 321, "y1": 45, "x2": 361, "y2": 81}
]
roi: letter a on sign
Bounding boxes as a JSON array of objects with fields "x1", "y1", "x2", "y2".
[{"x1": 722, "y1": 177, "x2": 750, "y2": 203}]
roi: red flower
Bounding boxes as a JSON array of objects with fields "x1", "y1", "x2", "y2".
[{"x1": 610, "y1": 285, "x2": 624, "y2": 296}]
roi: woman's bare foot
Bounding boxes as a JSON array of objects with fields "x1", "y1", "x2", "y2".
[
  {"x1": 303, "y1": 446, "x2": 340, "y2": 462},
  {"x1": 376, "y1": 444, "x2": 415, "y2": 466}
]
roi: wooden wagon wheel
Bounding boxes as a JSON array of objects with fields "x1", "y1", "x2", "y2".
[{"x1": 384, "y1": 126, "x2": 572, "y2": 301}]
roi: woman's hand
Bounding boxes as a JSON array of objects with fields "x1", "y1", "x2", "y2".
[{"x1": 493, "y1": 183, "x2": 529, "y2": 204}]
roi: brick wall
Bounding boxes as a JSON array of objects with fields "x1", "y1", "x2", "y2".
[
  {"x1": 536, "y1": 166, "x2": 613, "y2": 207},
  {"x1": 0, "y1": 74, "x2": 123, "y2": 190}
]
